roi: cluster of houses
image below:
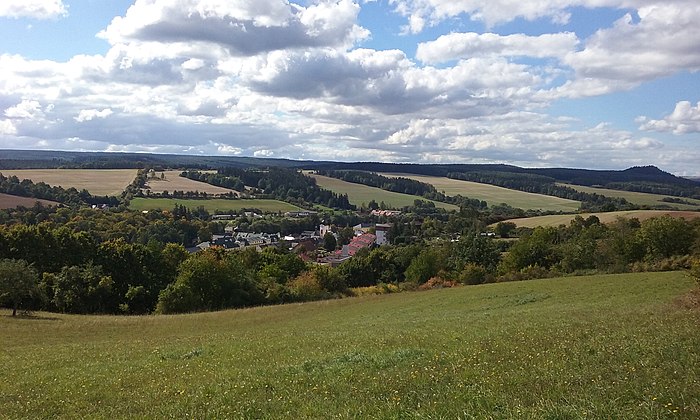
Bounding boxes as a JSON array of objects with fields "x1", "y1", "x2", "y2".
[{"x1": 191, "y1": 222, "x2": 393, "y2": 267}]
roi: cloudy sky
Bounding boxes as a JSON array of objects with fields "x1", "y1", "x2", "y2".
[{"x1": 1, "y1": 0, "x2": 699, "y2": 174}]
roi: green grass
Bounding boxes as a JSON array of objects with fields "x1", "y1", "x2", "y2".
[
  {"x1": 2, "y1": 272, "x2": 699, "y2": 418},
  {"x1": 308, "y1": 173, "x2": 459, "y2": 211},
  {"x1": 498, "y1": 210, "x2": 700, "y2": 228},
  {"x1": 129, "y1": 197, "x2": 303, "y2": 213},
  {"x1": 561, "y1": 183, "x2": 700, "y2": 210},
  {"x1": 381, "y1": 173, "x2": 581, "y2": 212}
]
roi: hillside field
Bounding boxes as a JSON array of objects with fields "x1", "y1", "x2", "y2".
[
  {"x1": 561, "y1": 183, "x2": 700, "y2": 210},
  {"x1": 0, "y1": 169, "x2": 137, "y2": 196},
  {"x1": 0, "y1": 193, "x2": 58, "y2": 209},
  {"x1": 129, "y1": 197, "x2": 303, "y2": 213},
  {"x1": 144, "y1": 171, "x2": 238, "y2": 196},
  {"x1": 2, "y1": 272, "x2": 699, "y2": 418},
  {"x1": 307, "y1": 173, "x2": 459, "y2": 211},
  {"x1": 380, "y1": 173, "x2": 581, "y2": 212},
  {"x1": 498, "y1": 210, "x2": 700, "y2": 228}
]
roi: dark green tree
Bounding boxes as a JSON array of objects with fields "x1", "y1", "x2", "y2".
[{"x1": 0, "y1": 259, "x2": 39, "y2": 316}]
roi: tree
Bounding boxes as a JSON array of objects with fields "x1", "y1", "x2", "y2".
[
  {"x1": 322, "y1": 232, "x2": 337, "y2": 251},
  {"x1": 0, "y1": 259, "x2": 39, "y2": 316},
  {"x1": 494, "y1": 222, "x2": 517, "y2": 238}
]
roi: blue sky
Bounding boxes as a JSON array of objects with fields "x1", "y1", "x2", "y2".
[{"x1": 0, "y1": 0, "x2": 698, "y2": 175}]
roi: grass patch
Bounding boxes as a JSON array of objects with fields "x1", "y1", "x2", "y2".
[
  {"x1": 381, "y1": 173, "x2": 581, "y2": 212},
  {"x1": 498, "y1": 210, "x2": 700, "y2": 228},
  {"x1": 1, "y1": 272, "x2": 699, "y2": 418},
  {"x1": 307, "y1": 173, "x2": 458, "y2": 211},
  {"x1": 0, "y1": 169, "x2": 137, "y2": 196},
  {"x1": 129, "y1": 197, "x2": 303, "y2": 213}
]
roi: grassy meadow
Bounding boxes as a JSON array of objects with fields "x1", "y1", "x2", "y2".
[
  {"x1": 498, "y1": 210, "x2": 700, "y2": 228},
  {"x1": 307, "y1": 173, "x2": 459, "y2": 211},
  {"x1": 561, "y1": 183, "x2": 700, "y2": 210},
  {"x1": 129, "y1": 197, "x2": 303, "y2": 213},
  {"x1": 380, "y1": 173, "x2": 581, "y2": 212},
  {"x1": 2, "y1": 271, "x2": 699, "y2": 418},
  {"x1": 0, "y1": 169, "x2": 137, "y2": 196}
]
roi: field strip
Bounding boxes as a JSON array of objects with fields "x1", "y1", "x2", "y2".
[
  {"x1": 380, "y1": 173, "x2": 580, "y2": 212},
  {"x1": 560, "y1": 183, "x2": 700, "y2": 210},
  {"x1": 496, "y1": 210, "x2": 700, "y2": 228},
  {"x1": 129, "y1": 197, "x2": 303, "y2": 213},
  {"x1": 308, "y1": 173, "x2": 459, "y2": 211}
]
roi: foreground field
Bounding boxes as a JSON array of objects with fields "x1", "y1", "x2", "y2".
[
  {"x1": 561, "y1": 183, "x2": 700, "y2": 210},
  {"x1": 499, "y1": 210, "x2": 700, "y2": 228},
  {"x1": 381, "y1": 173, "x2": 581, "y2": 212},
  {"x1": 0, "y1": 169, "x2": 137, "y2": 196},
  {"x1": 129, "y1": 197, "x2": 303, "y2": 213},
  {"x1": 308, "y1": 173, "x2": 459, "y2": 211},
  {"x1": 2, "y1": 272, "x2": 698, "y2": 418},
  {"x1": 144, "y1": 171, "x2": 238, "y2": 196},
  {"x1": 0, "y1": 192, "x2": 58, "y2": 209}
]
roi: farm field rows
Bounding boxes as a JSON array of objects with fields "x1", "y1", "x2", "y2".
[
  {"x1": 0, "y1": 193, "x2": 58, "y2": 209},
  {"x1": 498, "y1": 210, "x2": 700, "y2": 228},
  {"x1": 0, "y1": 169, "x2": 136, "y2": 196},
  {"x1": 1, "y1": 272, "x2": 698, "y2": 418},
  {"x1": 560, "y1": 183, "x2": 700, "y2": 210},
  {"x1": 0, "y1": 169, "x2": 137, "y2": 196},
  {"x1": 129, "y1": 197, "x2": 303, "y2": 213},
  {"x1": 307, "y1": 173, "x2": 459, "y2": 211},
  {"x1": 380, "y1": 173, "x2": 581, "y2": 212},
  {"x1": 144, "y1": 171, "x2": 238, "y2": 196}
]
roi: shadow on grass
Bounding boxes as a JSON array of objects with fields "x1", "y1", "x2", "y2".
[{"x1": 1, "y1": 312, "x2": 61, "y2": 321}]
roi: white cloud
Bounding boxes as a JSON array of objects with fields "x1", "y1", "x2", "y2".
[
  {"x1": 254, "y1": 149, "x2": 274, "y2": 157},
  {"x1": 638, "y1": 101, "x2": 700, "y2": 134},
  {"x1": 99, "y1": 0, "x2": 369, "y2": 56},
  {"x1": 4, "y1": 99, "x2": 44, "y2": 119},
  {"x1": 416, "y1": 32, "x2": 579, "y2": 64},
  {"x1": 0, "y1": 0, "x2": 67, "y2": 20},
  {"x1": 0, "y1": 119, "x2": 17, "y2": 135},
  {"x1": 75, "y1": 108, "x2": 113, "y2": 122}
]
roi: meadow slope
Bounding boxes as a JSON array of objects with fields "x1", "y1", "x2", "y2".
[
  {"x1": 1, "y1": 272, "x2": 699, "y2": 418},
  {"x1": 308, "y1": 173, "x2": 458, "y2": 211},
  {"x1": 498, "y1": 210, "x2": 700, "y2": 228},
  {"x1": 380, "y1": 173, "x2": 581, "y2": 212}
]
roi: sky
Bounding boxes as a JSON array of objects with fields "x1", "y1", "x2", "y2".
[{"x1": 0, "y1": 1, "x2": 699, "y2": 175}]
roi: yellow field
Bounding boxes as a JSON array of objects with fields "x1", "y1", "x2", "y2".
[
  {"x1": 0, "y1": 169, "x2": 137, "y2": 196},
  {"x1": 380, "y1": 173, "x2": 580, "y2": 212},
  {"x1": 560, "y1": 183, "x2": 700, "y2": 210},
  {"x1": 497, "y1": 210, "x2": 700, "y2": 228},
  {"x1": 144, "y1": 171, "x2": 238, "y2": 196}
]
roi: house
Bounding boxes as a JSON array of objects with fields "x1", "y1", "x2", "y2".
[{"x1": 375, "y1": 223, "x2": 392, "y2": 245}]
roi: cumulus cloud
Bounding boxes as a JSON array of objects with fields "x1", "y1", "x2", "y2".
[
  {"x1": 638, "y1": 101, "x2": 700, "y2": 135},
  {"x1": 99, "y1": 0, "x2": 369, "y2": 56},
  {"x1": 416, "y1": 32, "x2": 579, "y2": 63},
  {"x1": 75, "y1": 108, "x2": 113, "y2": 122},
  {"x1": 0, "y1": 0, "x2": 67, "y2": 20}
]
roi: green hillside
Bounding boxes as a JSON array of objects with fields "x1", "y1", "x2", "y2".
[
  {"x1": 308, "y1": 173, "x2": 459, "y2": 211},
  {"x1": 561, "y1": 183, "x2": 700, "y2": 210},
  {"x1": 129, "y1": 197, "x2": 303, "y2": 213},
  {"x1": 2, "y1": 272, "x2": 699, "y2": 418}
]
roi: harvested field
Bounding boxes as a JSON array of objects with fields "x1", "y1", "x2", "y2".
[
  {"x1": 144, "y1": 171, "x2": 238, "y2": 196},
  {"x1": 0, "y1": 193, "x2": 58, "y2": 209},
  {"x1": 497, "y1": 210, "x2": 700, "y2": 228},
  {"x1": 0, "y1": 169, "x2": 137, "y2": 196}
]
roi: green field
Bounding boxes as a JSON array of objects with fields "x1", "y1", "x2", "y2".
[
  {"x1": 381, "y1": 173, "x2": 581, "y2": 212},
  {"x1": 2, "y1": 272, "x2": 699, "y2": 418},
  {"x1": 129, "y1": 198, "x2": 303, "y2": 213},
  {"x1": 308, "y1": 173, "x2": 459, "y2": 211},
  {"x1": 498, "y1": 210, "x2": 700, "y2": 228},
  {"x1": 560, "y1": 183, "x2": 700, "y2": 210}
]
